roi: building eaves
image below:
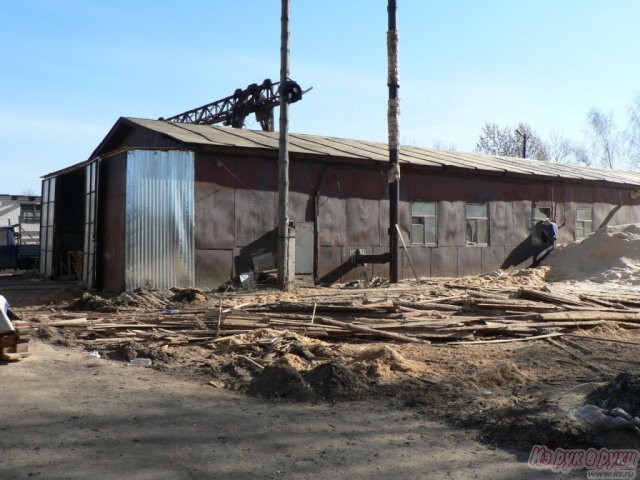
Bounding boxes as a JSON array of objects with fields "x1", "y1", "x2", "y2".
[{"x1": 41, "y1": 116, "x2": 640, "y2": 188}]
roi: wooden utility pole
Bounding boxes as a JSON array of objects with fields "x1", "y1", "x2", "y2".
[
  {"x1": 277, "y1": 0, "x2": 295, "y2": 291},
  {"x1": 388, "y1": 0, "x2": 401, "y2": 283}
]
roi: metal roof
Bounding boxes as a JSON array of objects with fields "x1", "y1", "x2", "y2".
[
  {"x1": 123, "y1": 118, "x2": 640, "y2": 187},
  {"x1": 43, "y1": 116, "x2": 640, "y2": 187}
]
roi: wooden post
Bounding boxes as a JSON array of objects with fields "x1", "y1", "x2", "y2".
[
  {"x1": 277, "y1": 0, "x2": 295, "y2": 291},
  {"x1": 388, "y1": 0, "x2": 401, "y2": 283}
]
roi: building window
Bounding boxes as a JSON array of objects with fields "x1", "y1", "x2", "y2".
[
  {"x1": 411, "y1": 201, "x2": 437, "y2": 245},
  {"x1": 576, "y1": 207, "x2": 593, "y2": 240},
  {"x1": 20, "y1": 203, "x2": 41, "y2": 222},
  {"x1": 465, "y1": 203, "x2": 489, "y2": 245},
  {"x1": 532, "y1": 205, "x2": 552, "y2": 245}
]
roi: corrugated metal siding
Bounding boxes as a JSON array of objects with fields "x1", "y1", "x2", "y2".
[
  {"x1": 125, "y1": 150, "x2": 195, "y2": 290},
  {"x1": 39, "y1": 178, "x2": 56, "y2": 277}
]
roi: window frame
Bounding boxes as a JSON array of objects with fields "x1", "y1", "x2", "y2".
[
  {"x1": 410, "y1": 201, "x2": 437, "y2": 246},
  {"x1": 531, "y1": 204, "x2": 552, "y2": 245},
  {"x1": 575, "y1": 207, "x2": 593, "y2": 240},
  {"x1": 465, "y1": 203, "x2": 490, "y2": 246},
  {"x1": 20, "y1": 203, "x2": 41, "y2": 222}
]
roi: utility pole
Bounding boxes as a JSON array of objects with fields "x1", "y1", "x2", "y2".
[
  {"x1": 387, "y1": 0, "x2": 401, "y2": 283},
  {"x1": 277, "y1": 0, "x2": 295, "y2": 291},
  {"x1": 516, "y1": 128, "x2": 527, "y2": 158}
]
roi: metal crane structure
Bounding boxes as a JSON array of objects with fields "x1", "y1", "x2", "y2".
[{"x1": 161, "y1": 78, "x2": 305, "y2": 132}]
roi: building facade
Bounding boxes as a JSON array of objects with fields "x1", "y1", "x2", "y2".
[
  {"x1": 0, "y1": 194, "x2": 41, "y2": 245},
  {"x1": 41, "y1": 117, "x2": 640, "y2": 292}
]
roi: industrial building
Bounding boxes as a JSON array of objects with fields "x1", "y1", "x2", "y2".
[
  {"x1": 0, "y1": 194, "x2": 41, "y2": 245},
  {"x1": 40, "y1": 117, "x2": 640, "y2": 292}
]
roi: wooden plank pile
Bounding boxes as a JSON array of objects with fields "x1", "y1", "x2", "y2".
[
  {"x1": 28, "y1": 285, "x2": 640, "y2": 350},
  {"x1": 0, "y1": 321, "x2": 30, "y2": 361}
]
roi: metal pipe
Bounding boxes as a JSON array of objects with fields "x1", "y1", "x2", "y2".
[
  {"x1": 516, "y1": 128, "x2": 527, "y2": 159},
  {"x1": 387, "y1": 0, "x2": 401, "y2": 283},
  {"x1": 277, "y1": 0, "x2": 294, "y2": 291}
]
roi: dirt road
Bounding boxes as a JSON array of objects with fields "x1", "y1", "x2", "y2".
[{"x1": 1, "y1": 341, "x2": 568, "y2": 480}]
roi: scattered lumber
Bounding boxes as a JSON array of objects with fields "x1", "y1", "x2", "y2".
[
  {"x1": 538, "y1": 311, "x2": 640, "y2": 322},
  {"x1": 20, "y1": 284, "x2": 640, "y2": 353},
  {"x1": 315, "y1": 316, "x2": 430, "y2": 344},
  {"x1": 519, "y1": 288, "x2": 585, "y2": 307}
]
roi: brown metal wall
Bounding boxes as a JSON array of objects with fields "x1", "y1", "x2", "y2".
[
  {"x1": 97, "y1": 154, "x2": 127, "y2": 292},
  {"x1": 187, "y1": 151, "x2": 640, "y2": 286}
]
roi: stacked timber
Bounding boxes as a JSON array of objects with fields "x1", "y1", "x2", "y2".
[
  {"x1": 25, "y1": 285, "x2": 640, "y2": 349},
  {"x1": 0, "y1": 321, "x2": 30, "y2": 361}
]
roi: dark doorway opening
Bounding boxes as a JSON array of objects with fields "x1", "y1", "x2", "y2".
[{"x1": 52, "y1": 171, "x2": 85, "y2": 279}]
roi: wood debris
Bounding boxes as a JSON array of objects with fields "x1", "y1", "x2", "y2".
[
  {"x1": 23, "y1": 284, "x2": 640, "y2": 353},
  {"x1": 0, "y1": 321, "x2": 30, "y2": 361}
]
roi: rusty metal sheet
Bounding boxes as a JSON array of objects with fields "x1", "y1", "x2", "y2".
[
  {"x1": 604, "y1": 204, "x2": 640, "y2": 226},
  {"x1": 481, "y1": 246, "x2": 505, "y2": 274},
  {"x1": 457, "y1": 246, "x2": 482, "y2": 276},
  {"x1": 341, "y1": 246, "x2": 372, "y2": 282},
  {"x1": 97, "y1": 154, "x2": 127, "y2": 292},
  {"x1": 402, "y1": 247, "x2": 430, "y2": 278},
  {"x1": 489, "y1": 201, "x2": 509, "y2": 246},
  {"x1": 289, "y1": 161, "x2": 322, "y2": 193},
  {"x1": 195, "y1": 157, "x2": 236, "y2": 249},
  {"x1": 234, "y1": 157, "x2": 278, "y2": 190},
  {"x1": 346, "y1": 198, "x2": 380, "y2": 246},
  {"x1": 438, "y1": 201, "x2": 465, "y2": 247},
  {"x1": 288, "y1": 191, "x2": 312, "y2": 223},
  {"x1": 317, "y1": 246, "x2": 344, "y2": 284},
  {"x1": 326, "y1": 168, "x2": 386, "y2": 199},
  {"x1": 509, "y1": 201, "x2": 531, "y2": 245},
  {"x1": 431, "y1": 247, "x2": 457, "y2": 277},
  {"x1": 234, "y1": 189, "x2": 276, "y2": 246},
  {"x1": 195, "y1": 249, "x2": 233, "y2": 287},
  {"x1": 318, "y1": 195, "x2": 346, "y2": 246},
  {"x1": 372, "y1": 246, "x2": 389, "y2": 278}
]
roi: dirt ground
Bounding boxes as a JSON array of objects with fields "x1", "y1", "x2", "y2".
[
  {"x1": 2, "y1": 271, "x2": 640, "y2": 478},
  {"x1": 1, "y1": 340, "x2": 569, "y2": 480}
]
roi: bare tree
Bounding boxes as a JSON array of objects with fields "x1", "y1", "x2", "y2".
[
  {"x1": 626, "y1": 95, "x2": 640, "y2": 168},
  {"x1": 475, "y1": 122, "x2": 549, "y2": 160},
  {"x1": 547, "y1": 130, "x2": 572, "y2": 163},
  {"x1": 585, "y1": 108, "x2": 621, "y2": 169},
  {"x1": 569, "y1": 144, "x2": 592, "y2": 166},
  {"x1": 432, "y1": 139, "x2": 457, "y2": 151},
  {"x1": 547, "y1": 130, "x2": 593, "y2": 166}
]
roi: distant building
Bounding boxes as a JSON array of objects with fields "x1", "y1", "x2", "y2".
[
  {"x1": 0, "y1": 194, "x2": 41, "y2": 244},
  {"x1": 41, "y1": 117, "x2": 640, "y2": 292}
]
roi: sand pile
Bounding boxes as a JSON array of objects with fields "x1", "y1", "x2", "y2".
[
  {"x1": 349, "y1": 345, "x2": 423, "y2": 380},
  {"x1": 473, "y1": 361, "x2": 528, "y2": 388},
  {"x1": 544, "y1": 224, "x2": 640, "y2": 285}
]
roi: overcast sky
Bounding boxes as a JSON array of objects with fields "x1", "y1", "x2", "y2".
[{"x1": 1, "y1": 0, "x2": 639, "y2": 194}]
